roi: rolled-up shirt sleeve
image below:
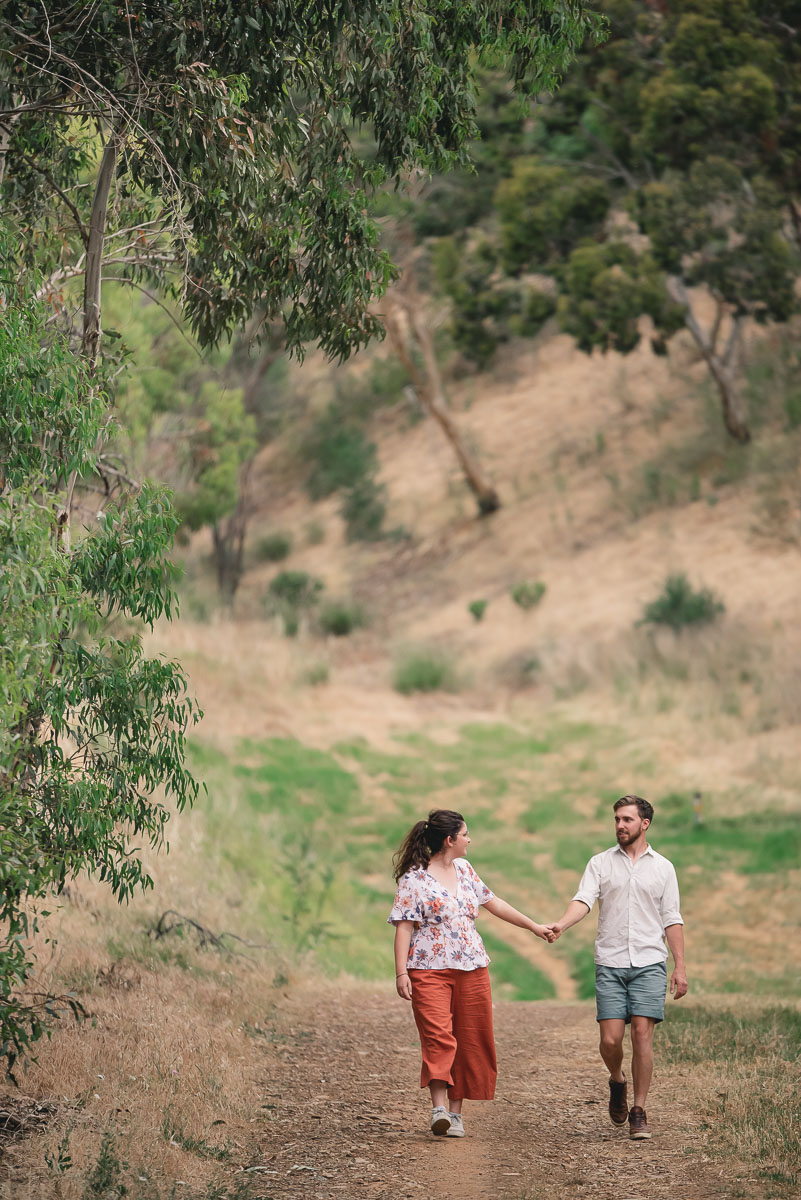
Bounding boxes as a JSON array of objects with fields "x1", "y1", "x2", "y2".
[
  {"x1": 572, "y1": 855, "x2": 602, "y2": 911},
  {"x1": 660, "y1": 864, "x2": 683, "y2": 928}
]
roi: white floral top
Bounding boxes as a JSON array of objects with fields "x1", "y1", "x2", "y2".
[{"x1": 388, "y1": 858, "x2": 495, "y2": 971}]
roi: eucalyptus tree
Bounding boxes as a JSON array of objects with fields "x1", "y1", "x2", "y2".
[
  {"x1": 0, "y1": 259, "x2": 201, "y2": 1075},
  {"x1": 1, "y1": 2, "x2": 600, "y2": 1065}
]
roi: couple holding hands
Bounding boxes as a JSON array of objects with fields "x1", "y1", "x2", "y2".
[{"x1": 389, "y1": 797, "x2": 687, "y2": 1141}]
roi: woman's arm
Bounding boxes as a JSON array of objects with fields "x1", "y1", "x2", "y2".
[
  {"x1": 483, "y1": 897, "x2": 554, "y2": 942},
  {"x1": 394, "y1": 921, "x2": 414, "y2": 1000}
]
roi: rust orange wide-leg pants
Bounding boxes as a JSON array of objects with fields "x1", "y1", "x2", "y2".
[{"x1": 408, "y1": 966, "x2": 497, "y2": 1101}]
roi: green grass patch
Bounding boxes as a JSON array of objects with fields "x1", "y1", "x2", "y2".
[
  {"x1": 234, "y1": 738, "x2": 359, "y2": 816},
  {"x1": 568, "y1": 944, "x2": 597, "y2": 1001},
  {"x1": 186, "y1": 725, "x2": 801, "y2": 1006}
]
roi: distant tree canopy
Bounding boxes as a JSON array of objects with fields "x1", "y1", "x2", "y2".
[{"x1": 429, "y1": 0, "x2": 801, "y2": 442}]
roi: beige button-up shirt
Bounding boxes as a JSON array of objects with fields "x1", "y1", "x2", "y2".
[{"x1": 573, "y1": 843, "x2": 683, "y2": 968}]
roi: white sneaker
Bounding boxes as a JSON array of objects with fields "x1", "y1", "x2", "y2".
[
  {"x1": 429, "y1": 1105, "x2": 451, "y2": 1135},
  {"x1": 446, "y1": 1113, "x2": 465, "y2": 1137}
]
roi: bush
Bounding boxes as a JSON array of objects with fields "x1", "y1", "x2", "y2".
[
  {"x1": 305, "y1": 519, "x2": 326, "y2": 546},
  {"x1": 340, "y1": 474, "x2": 387, "y2": 542},
  {"x1": 468, "y1": 599, "x2": 488, "y2": 622},
  {"x1": 394, "y1": 648, "x2": 458, "y2": 694},
  {"x1": 254, "y1": 531, "x2": 293, "y2": 562},
  {"x1": 639, "y1": 573, "x2": 725, "y2": 632},
  {"x1": 299, "y1": 661, "x2": 330, "y2": 685},
  {"x1": 268, "y1": 570, "x2": 324, "y2": 608},
  {"x1": 318, "y1": 600, "x2": 366, "y2": 637},
  {"x1": 265, "y1": 570, "x2": 324, "y2": 636},
  {"x1": 303, "y1": 406, "x2": 378, "y2": 500},
  {"x1": 510, "y1": 580, "x2": 546, "y2": 610}
]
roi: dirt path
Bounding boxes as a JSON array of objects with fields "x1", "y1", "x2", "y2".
[{"x1": 247, "y1": 986, "x2": 728, "y2": 1200}]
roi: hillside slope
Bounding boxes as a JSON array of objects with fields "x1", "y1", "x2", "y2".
[{"x1": 3, "y1": 322, "x2": 799, "y2": 1200}]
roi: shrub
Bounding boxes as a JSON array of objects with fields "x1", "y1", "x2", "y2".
[
  {"x1": 785, "y1": 386, "x2": 801, "y2": 431},
  {"x1": 303, "y1": 406, "x2": 378, "y2": 500},
  {"x1": 268, "y1": 570, "x2": 324, "y2": 609},
  {"x1": 305, "y1": 519, "x2": 326, "y2": 546},
  {"x1": 299, "y1": 661, "x2": 330, "y2": 685},
  {"x1": 510, "y1": 580, "x2": 546, "y2": 610},
  {"x1": 639, "y1": 573, "x2": 725, "y2": 632},
  {"x1": 394, "y1": 648, "x2": 458, "y2": 694},
  {"x1": 254, "y1": 531, "x2": 293, "y2": 562},
  {"x1": 468, "y1": 599, "x2": 488, "y2": 622},
  {"x1": 340, "y1": 474, "x2": 387, "y2": 542},
  {"x1": 318, "y1": 600, "x2": 366, "y2": 637},
  {"x1": 495, "y1": 650, "x2": 542, "y2": 689},
  {"x1": 265, "y1": 570, "x2": 324, "y2": 636}
]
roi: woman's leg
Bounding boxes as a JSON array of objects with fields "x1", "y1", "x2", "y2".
[
  {"x1": 449, "y1": 966, "x2": 497, "y2": 1103},
  {"x1": 409, "y1": 970, "x2": 458, "y2": 1101}
]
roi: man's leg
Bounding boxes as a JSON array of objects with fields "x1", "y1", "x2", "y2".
[
  {"x1": 630, "y1": 1016, "x2": 656, "y2": 1109},
  {"x1": 598, "y1": 1018, "x2": 626, "y2": 1081}
]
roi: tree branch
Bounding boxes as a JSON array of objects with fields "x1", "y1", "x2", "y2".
[
  {"x1": 101, "y1": 276, "x2": 202, "y2": 357},
  {"x1": 14, "y1": 148, "x2": 89, "y2": 247}
]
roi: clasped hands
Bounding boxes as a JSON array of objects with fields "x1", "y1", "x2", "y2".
[{"x1": 533, "y1": 922, "x2": 563, "y2": 944}]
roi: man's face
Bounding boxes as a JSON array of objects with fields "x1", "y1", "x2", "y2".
[{"x1": 614, "y1": 804, "x2": 649, "y2": 846}]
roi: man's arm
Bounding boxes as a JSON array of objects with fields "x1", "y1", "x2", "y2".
[
  {"x1": 665, "y1": 923, "x2": 687, "y2": 999},
  {"x1": 483, "y1": 896, "x2": 554, "y2": 941},
  {"x1": 547, "y1": 899, "x2": 590, "y2": 941}
]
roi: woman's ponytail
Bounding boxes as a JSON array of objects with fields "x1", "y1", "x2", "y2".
[{"x1": 392, "y1": 809, "x2": 465, "y2": 882}]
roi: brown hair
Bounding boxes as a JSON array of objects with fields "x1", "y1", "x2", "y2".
[
  {"x1": 392, "y1": 809, "x2": 465, "y2": 882},
  {"x1": 613, "y1": 794, "x2": 654, "y2": 823}
]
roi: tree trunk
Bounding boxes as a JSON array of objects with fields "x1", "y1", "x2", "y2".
[
  {"x1": 667, "y1": 277, "x2": 751, "y2": 444},
  {"x1": 0, "y1": 113, "x2": 15, "y2": 187},
  {"x1": 384, "y1": 303, "x2": 501, "y2": 516},
  {"x1": 82, "y1": 133, "x2": 118, "y2": 366},
  {"x1": 701, "y1": 346, "x2": 750, "y2": 445},
  {"x1": 57, "y1": 133, "x2": 119, "y2": 551},
  {"x1": 211, "y1": 461, "x2": 253, "y2": 608}
]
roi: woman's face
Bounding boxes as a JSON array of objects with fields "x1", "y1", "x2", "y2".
[{"x1": 449, "y1": 822, "x2": 471, "y2": 856}]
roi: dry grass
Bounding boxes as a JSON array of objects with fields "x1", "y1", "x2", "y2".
[{"x1": 0, "y1": 884, "x2": 285, "y2": 1199}]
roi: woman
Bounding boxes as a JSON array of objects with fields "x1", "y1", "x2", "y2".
[{"x1": 388, "y1": 809, "x2": 553, "y2": 1138}]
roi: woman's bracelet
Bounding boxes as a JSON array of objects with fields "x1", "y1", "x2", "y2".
[{"x1": 396, "y1": 971, "x2": 408, "y2": 977}]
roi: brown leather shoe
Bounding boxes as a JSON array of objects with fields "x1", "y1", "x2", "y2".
[
  {"x1": 608, "y1": 1076, "x2": 628, "y2": 1125},
  {"x1": 628, "y1": 1105, "x2": 651, "y2": 1139}
]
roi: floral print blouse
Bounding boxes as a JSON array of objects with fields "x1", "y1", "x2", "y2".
[{"x1": 388, "y1": 858, "x2": 495, "y2": 971}]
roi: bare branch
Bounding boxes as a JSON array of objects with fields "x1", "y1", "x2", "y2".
[
  {"x1": 101, "y1": 276, "x2": 202, "y2": 357},
  {"x1": 14, "y1": 147, "x2": 89, "y2": 247}
]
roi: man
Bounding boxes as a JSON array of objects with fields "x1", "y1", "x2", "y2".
[{"x1": 548, "y1": 795, "x2": 687, "y2": 1140}]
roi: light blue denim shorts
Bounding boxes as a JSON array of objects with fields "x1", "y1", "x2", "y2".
[{"x1": 595, "y1": 962, "x2": 667, "y2": 1024}]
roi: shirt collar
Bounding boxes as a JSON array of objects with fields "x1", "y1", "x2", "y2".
[{"x1": 614, "y1": 842, "x2": 653, "y2": 858}]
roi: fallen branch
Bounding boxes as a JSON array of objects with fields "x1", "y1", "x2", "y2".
[{"x1": 149, "y1": 909, "x2": 267, "y2": 960}]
